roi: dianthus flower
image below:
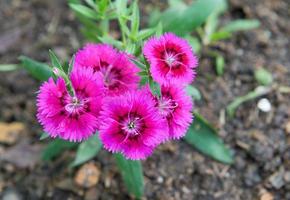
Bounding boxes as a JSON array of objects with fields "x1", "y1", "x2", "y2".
[
  {"x1": 155, "y1": 84, "x2": 193, "y2": 139},
  {"x1": 143, "y1": 33, "x2": 198, "y2": 85},
  {"x1": 99, "y1": 89, "x2": 168, "y2": 160},
  {"x1": 74, "y1": 44, "x2": 140, "y2": 95},
  {"x1": 37, "y1": 68, "x2": 104, "y2": 142}
]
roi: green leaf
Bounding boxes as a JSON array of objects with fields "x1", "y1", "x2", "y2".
[
  {"x1": 49, "y1": 50, "x2": 63, "y2": 71},
  {"x1": 125, "y1": 43, "x2": 136, "y2": 55},
  {"x1": 131, "y1": 0, "x2": 140, "y2": 37},
  {"x1": 149, "y1": 79, "x2": 161, "y2": 97},
  {"x1": 115, "y1": 0, "x2": 128, "y2": 16},
  {"x1": 138, "y1": 71, "x2": 148, "y2": 77},
  {"x1": 186, "y1": 85, "x2": 202, "y2": 100},
  {"x1": 137, "y1": 28, "x2": 155, "y2": 41},
  {"x1": 68, "y1": 0, "x2": 81, "y2": 3},
  {"x1": 39, "y1": 132, "x2": 49, "y2": 140},
  {"x1": 84, "y1": 0, "x2": 97, "y2": 9},
  {"x1": 129, "y1": 58, "x2": 146, "y2": 70},
  {"x1": 70, "y1": 134, "x2": 102, "y2": 167},
  {"x1": 203, "y1": 12, "x2": 219, "y2": 45},
  {"x1": 98, "y1": 0, "x2": 109, "y2": 14},
  {"x1": 254, "y1": 67, "x2": 273, "y2": 86},
  {"x1": 0, "y1": 64, "x2": 19, "y2": 71},
  {"x1": 154, "y1": 0, "x2": 226, "y2": 36},
  {"x1": 114, "y1": 154, "x2": 144, "y2": 198},
  {"x1": 215, "y1": 55, "x2": 225, "y2": 76},
  {"x1": 220, "y1": 19, "x2": 260, "y2": 33},
  {"x1": 68, "y1": 55, "x2": 75, "y2": 74},
  {"x1": 184, "y1": 113, "x2": 233, "y2": 164},
  {"x1": 42, "y1": 139, "x2": 78, "y2": 161},
  {"x1": 69, "y1": 3, "x2": 99, "y2": 20},
  {"x1": 19, "y1": 56, "x2": 52, "y2": 81},
  {"x1": 155, "y1": 22, "x2": 163, "y2": 37},
  {"x1": 210, "y1": 31, "x2": 232, "y2": 42},
  {"x1": 98, "y1": 36, "x2": 123, "y2": 49},
  {"x1": 168, "y1": 0, "x2": 187, "y2": 8}
]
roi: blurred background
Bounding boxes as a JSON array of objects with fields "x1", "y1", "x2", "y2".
[{"x1": 0, "y1": 0, "x2": 290, "y2": 199}]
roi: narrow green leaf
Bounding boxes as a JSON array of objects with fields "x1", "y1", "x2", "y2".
[
  {"x1": 98, "y1": 36, "x2": 123, "y2": 49},
  {"x1": 137, "y1": 28, "x2": 155, "y2": 41},
  {"x1": 154, "y1": 0, "x2": 226, "y2": 36},
  {"x1": 155, "y1": 22, "x2": 163, "y2": 37},
  {"x1": 203, "y1": 12, "x2": 219, "y2": 45},
  {"x1": 254, "y1": 67, "x2": 273, "y2": 86},
  {"x1": 0, "y1": 64, "x2": 19, "y2": 71},
  {"x1": 131, "y1": 0, "x2": 140, "y2": 37},
  {"x1": 98, "y1": 0, "x2": 109, "y2": 13},
  {"x1": 81, "y1": 27, "x2": 100, "y2": 42},
  {"x1": 210, "y1": 31, "x2": 232, "y2": 42},
  {"x1": 138, "y1": 71, "x2": 148, "y2": 77},
  {"x1": 114, "y1": 154, "x2": 144, "y2": 198},
  {"x1": 42, "y1": 139, "x2": 78, "y2": 161},
  {"x1": 71, "y1": 134, "x2": 102, "y2": 167},
  {"x1": 220, "y1": 19, "x2": 260, "y2": 33},
  {"x1": 149, "y1": 79, "x2": 161, "y2": 97},
  {"x1": 68, "y1": 55, "x2": 75, "y2": 73},
  {"x1": 116, "y1": 0, "x2": 128, "y2": 16},
  {"x1": 84, "y1": 0, "x2": 96, "y2": 9},
  {"x1": 186, "y1": 85, "x2": 202, "y2": 100},
  {"x1": 40, "y1": 132, "x2": 49, "y2": 140},
  {"x1": 125, "y1": 43, "x2": 136, "y2": 55},
  {"x1": 129, "y1": 58, "x2": 146, "y2": 70},
  {"x1": 215, "y1": 55, "x2": 225, "y2": 76},
  {"x1": 69, "y1": 3, "x2": 99, "y2": 20},
  {"x1": 184, "y1": 113, "x2": 233, "y2": 164},
  {"x1": 19, "y1": 56, "x2": 52, "y2": 81},
  {"x1": 49, "y1": 50, "x2": 63, "y2": 71}
]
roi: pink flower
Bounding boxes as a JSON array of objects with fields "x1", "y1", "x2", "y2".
[
  {"x1": 74, "y1": 44, "x2": 140, "y2": 95},
  {"x1": 37, "y1": 68, "x2": 104, "y2": 142},
  {"x1": 156, "y1": 84, "x2": 193, "y2": 139},
  {"x1": 143, "y1": 33, "x2": 198, "y2": 85},
  {"x1": 99, "y1": 89, "x2": 168, "y2": 160}
]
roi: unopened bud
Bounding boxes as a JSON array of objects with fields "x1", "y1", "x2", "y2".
[{"x1": 52, "y1": 67, "x2": 60, "y2": 76}]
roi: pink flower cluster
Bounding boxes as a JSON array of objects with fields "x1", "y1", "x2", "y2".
[{"x1": 37, "y1": 33, "x2": 198, "y2": 160}]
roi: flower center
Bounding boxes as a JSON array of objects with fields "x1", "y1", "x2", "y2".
[
  {"x1": 121, "y1": 116, "x2": 141, "y2": 137},
  {"x1": 165, "y1": 53, "x2": 177, "y2": 67},
  {"x1": 158, "y1": 97, "x2": 178, "y2": 117},
  {"x1": 65, "y1": 97, "x2": 88, "y2": 115},
  {"x1": 99, "y1": 65, "x2": 119, "y2": 88}
]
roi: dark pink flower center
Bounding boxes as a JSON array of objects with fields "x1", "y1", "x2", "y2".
[
  {"x1": 158, "y1": 97, "x2": 178, "y2": 118},
  {"x1": 121, "y1": 114, "x2": 143, "y2": 138},
  {"x1": 164, "y1": 52, "x2": 178, "y2": 67},
  {"x1": 93, "y1": 61, "x2": 122, "y2": 90},
  {"x1": 64, "y1": 96, "x2": 89, "y2": 117},
  {"x1": 154, "y1": 44, "x2": 188, "y2": 76}
]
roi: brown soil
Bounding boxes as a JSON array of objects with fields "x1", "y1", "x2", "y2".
[{"x1": 0, "y1": 0, "x2": 290, "y2": 199}]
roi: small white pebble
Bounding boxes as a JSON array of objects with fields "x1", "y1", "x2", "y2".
[
  {"x1": 257, "y1": 98, "x2": 271, "y2": 112},
  {"x1": 157, "y1": 176, "x2": 164, "y2": 184}
]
